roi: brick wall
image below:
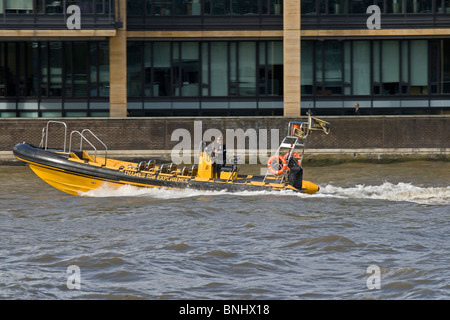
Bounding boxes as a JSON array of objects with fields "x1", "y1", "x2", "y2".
[{"x1": 2, "y1": 116, "x2": 449, "y2": 152}]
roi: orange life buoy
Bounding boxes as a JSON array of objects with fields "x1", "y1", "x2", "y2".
[
  {"x1": 267, "y1": 155, "x2": 288, "y2": 175},
  {"x1": 283, "y1": 152, "x2": 302, "y2": 169}
]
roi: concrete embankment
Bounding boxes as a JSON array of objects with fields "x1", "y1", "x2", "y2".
[{"x1": 2, "y1": 115, "x2": 449, "y2": 165}]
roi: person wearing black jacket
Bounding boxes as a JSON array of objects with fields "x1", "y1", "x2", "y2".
[
  {"x1": 213, "y1": 136, "x2": 226, "y2": 176},
  {"x1": 354, "y1": 103, "x2": 360, "y2": 115}
]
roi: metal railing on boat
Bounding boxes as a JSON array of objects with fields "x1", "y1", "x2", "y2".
[
  {"x1": 41, "y1": 120, "x2": 68, "y2": 152},
  {"x1": 263, "y1": 120, "x2": 308, "y2": 184},
  {"x1": 68, "y1": 130, "x2": 108, "y2": 166},
  {"x1": 40, "y1": 120, "x2": 108, "y2": 166},
  {"x1": 79, "y1": 129, "x2": 108, "y2": 165}
]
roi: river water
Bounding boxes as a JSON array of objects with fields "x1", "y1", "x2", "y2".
[{"x1": 0, "y1": 161, "x2": 449, "y2": 300}]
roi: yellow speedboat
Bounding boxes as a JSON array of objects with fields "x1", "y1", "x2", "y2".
[{"x1": 13, "y1": 116, "x2": 329, "y2": 196}]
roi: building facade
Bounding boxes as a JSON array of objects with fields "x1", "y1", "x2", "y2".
[{"x1": 0, "y1": 0, "x2": 449, "y2": 118}]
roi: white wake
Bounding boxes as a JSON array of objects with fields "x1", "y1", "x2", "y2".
[
  {"x1": 315, "y1": 182, "x2": 450, "y2": 205},
  {"x1": 79, "y1": 182, "x2": 449, "y2": 205}
]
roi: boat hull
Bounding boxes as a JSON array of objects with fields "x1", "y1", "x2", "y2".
[
  {"x1": 13, "y1": 143, "x2": 320, "y2": 196},
  {"x1": 27, "y1": 162, "x2": 124, "y2": 196}
]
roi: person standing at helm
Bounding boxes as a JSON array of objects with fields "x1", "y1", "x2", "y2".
[{"x1": 213, "y1": 135, "x2": 226, "y2": 175}]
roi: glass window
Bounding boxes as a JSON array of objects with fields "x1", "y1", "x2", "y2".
[
  {"x1": 40, "y1": 43, "x2": 48, "y2": 96},
  {"x1": 66, "y1": 0, "x2": 94, "y2": 13},
  {"x1": 201, "y1": 43, "x2": 209, "y2": 96},
  {"x1": 73, "y1": 42, "x2": 88, "y2": 97},
  {"x1": 174, "y1": 0, "x2": 201, "y2": 15},
  {"x1": 433, "y1": 39, "x2": 450, "y2": 93},
  {"x1": 401, "y1": 41, "x2": 409, "y2": 94},
  {"x1": 270, "y1": 0, "x2": 282, "y2": 15},
  {"x1": 49, "y1": 42, "x2": 62, "y2": 97},
  {"x1": 387, "y1": 0, "x2": 404, "y2": 13},
  {"x1": 18, "y1": 43, "x2": 26, "y2": 97},
  {"x1": 259, "y1": 42, "x2": 266, "y2": 95},
  {"x1": 44, "y1": 0, "x2": 63, "y2": 13},
  {"x1": 144, "y1": 43, "x2": 153, "y2": 96},
  {"x1": 315, "y1": 42, "x2": 323, "y2": 93},
  {"x1": 410, "y1": 40, "x2": 428, "y2": 94},
  {"x1": 153, "y1": 42, "x2": 171, "y2": 96},
  {"x1": 230, "y1": 42, "x2": 237, "y2": 95},
  {"x1": 238, "y1": 42, "x2": 256, "y2": 96},
  {"x1": 382, "y1": 40, "x2": 400, "y2": 95},
  {"x1": 301, "y1": 41, "x2": 313, "y2": 95},
  {"x1": 127, "y1": 42, "x2": 142, "y2": 97},
  {"x1": 442, "y1": 40, "x2": 450, "y2": 93},
  {"x1": 349, "y1": 0, "x2": 373, "y2": 14},
  {"x1": 315, "y1": 41, "x2": 343, "y2": 95},
  {"x1": 5, "y1": 43, "x2": 17, "y2": 97},
  {"x1": 173, "y1": 42, "x2": 180, "y2": 95},
  {"x1": 430, "y1": 40, "x2": 438, "y2": 93},
  {"x1": 406, "y1": 0, "x2": 432, "y2": 13},
  {"x1": 0, "y1": 44, "x2": 5, "y2": 97},
  {"x1": 0, "y1": 40, "x2": 108, "y2": 117},
  {"x1": 145, "y1": 0, "x2": 152, "y2": 15},
  {"x1": 98, "y1": 42, "x2": 109, "y2": 97},
  {"x1": 438, "y1": 0, "x2": 450, "y2": 13},
  {"x1": 210, "y1": 42, "x2": 228, "y2": 96},
  {"x1": 154, "y1": 0, "x2": 173, "y2": 15},
  {"x1": 65, "y1": 42, "x2": 73, "y2": 97},
  {"x1": 329, "y1": 0, "x2": 345, "y2": 14},
  {"x1": 352, "y1": 41, "x2": 371, "y2": 95},
  {"x1": 373, "y1": 40, "x2": 380, "y2": 86},
  {"x1": 232, "y1": 0, "x2": 258, "y2": 15},
  {"x1": 324, "y1": 41, "x2": 342, "y2": 95},
  {"x1": 211, "y1": 0, "x2": 230, "y2": 15},
  {"x1": 5, "y1": 0, "x2": 33, "y2": 13},
  {"x1": 90, "y1": 43, "x2": 99, "y2": 97},
  {"x1": 127, "y1": 0, "x2": 144, "y2": 15},
  {"x1": 20, "y1": 111, "x2": 39, "y2": 117},
  {"x1": 259, "y1": 41, "x2": 283, "y2": 96},
  {"x1": 180, "y1": 42, "x2": 199, "y2": 96},
  {"x1": 262, "y1": 0, "x2": 282, "y2": 15},
  {"x1": 344, "y1": 41, "x2": 351, "y2": 95},
  {"x1": 90, "y1": 42, "x2": 109, "y2": 97},
  {"x1": 443, "y1": 40, "x2": 450, "y2": 93},
  {"x1": 301, "y1": 0, "x2": 317, "y2": 14},
  {"x1": 25, "y1": 42, "x2": 39, "y2": 97},
  {"x1": 95, "y1": 0, "x2": 110, "y2": 14}
]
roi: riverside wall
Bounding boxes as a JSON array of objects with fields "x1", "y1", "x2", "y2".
[{"x1": 1, "y1": 116, "x2": 449, "y2": 165}]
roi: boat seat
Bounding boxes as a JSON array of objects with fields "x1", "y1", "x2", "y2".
[
  {"x1": 168, "y1": 163, "x2": 177, "y2": 174},
  {"x1": 220, "y1": 166, "x2": 234, "y2": 172},
  {"x1": 72, "y1": 151, "x2": 84, "y2": 159},
  {"x1": 137, "y1": 161, "x2": 146, "y2": 172},
  {"x1": 158, "y1": 163, "x2": 168, "y2": 174},
  {"x1": 180, "y1": 166, "x2": 189, "y2": 176},
  {"x1": 190, "y1": 165, "x2": 198, "y2": 176},
  {"x1": 146, "y1": 159, "x2": 155, "y2": 171}
]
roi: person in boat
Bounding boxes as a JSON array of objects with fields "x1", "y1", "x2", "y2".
[{"x1": 212, "y1": 135, "x2": 226, "y2": 177}]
